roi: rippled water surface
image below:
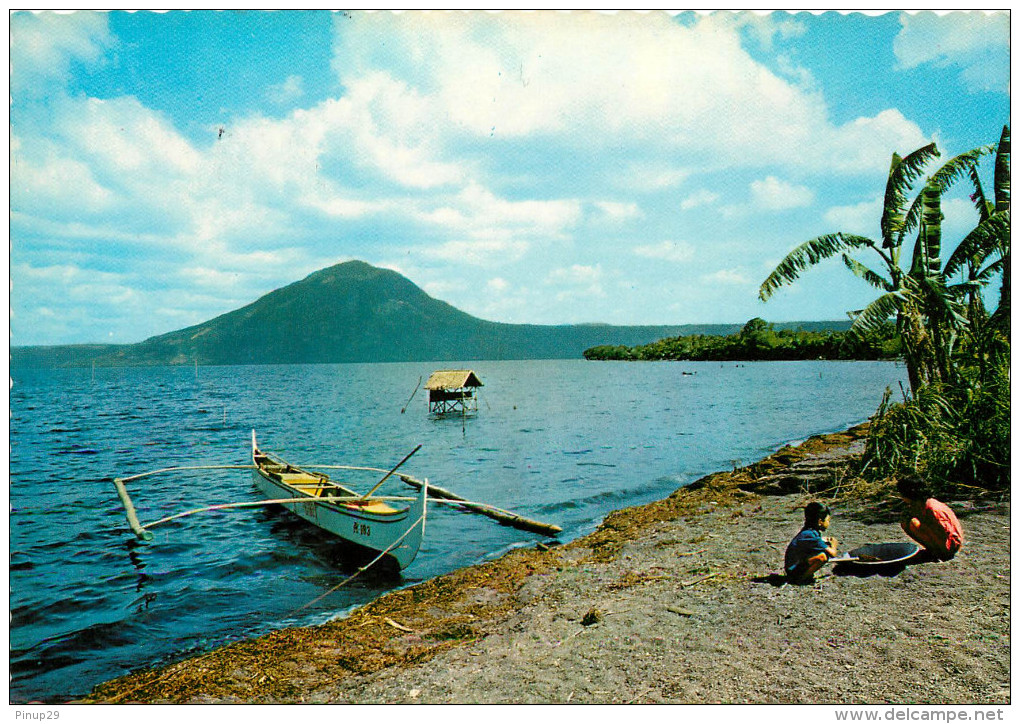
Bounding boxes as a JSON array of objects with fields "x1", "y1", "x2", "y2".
[{"x1": 9, "y1": 359, "x2": 908, "y2": 702}]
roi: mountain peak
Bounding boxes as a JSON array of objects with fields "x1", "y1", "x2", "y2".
[{"x1": 10, "y1": 260, "x2": 763, "y2": 367}]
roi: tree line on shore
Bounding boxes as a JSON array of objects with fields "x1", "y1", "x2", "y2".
[{"x1": 583, "y1": 317, "x2": 900, "y2": 362}]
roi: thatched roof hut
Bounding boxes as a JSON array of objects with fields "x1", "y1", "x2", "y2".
[
  {"x1": 424, "y1": 370, "x2": 484, "y2": 391},
  {"x1": 424, "y1": 370, "x2": 483, "y2": 416}
]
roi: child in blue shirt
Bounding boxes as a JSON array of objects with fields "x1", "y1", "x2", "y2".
[{"x1": 784, "y1": 501, "x2": 839, "y2": 583}]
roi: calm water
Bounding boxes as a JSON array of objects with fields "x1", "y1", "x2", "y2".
[{"x1": 9, "y1": 359, "x2": 907, "y2": 702}]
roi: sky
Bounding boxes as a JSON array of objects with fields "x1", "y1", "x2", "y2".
[{"x1": 8, "y1": 10, "x2": 1011, "y2": 346}]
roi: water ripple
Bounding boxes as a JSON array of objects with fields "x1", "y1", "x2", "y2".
[{"x1": 9, "y1": 360, "x2": 908, "y2": 702}]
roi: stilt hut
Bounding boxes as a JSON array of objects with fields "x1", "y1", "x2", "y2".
[{"x1": 425, "y1": 370, "x2": 483, "y2": 417}]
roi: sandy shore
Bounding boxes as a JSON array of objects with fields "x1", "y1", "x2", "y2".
[{"x1": 87, "y1": 425, "x2": 1010, "y2": 705}]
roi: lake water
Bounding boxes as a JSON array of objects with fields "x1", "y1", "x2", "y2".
[{"x1": 9, "y1": 359, "x2": 908, "y2": 702}]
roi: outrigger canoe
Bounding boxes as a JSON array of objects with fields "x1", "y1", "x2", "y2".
[
  {"x1": 112, "y1": 435, "x2": 560, "y2": 572},
  {"x1": 251, "y1": 432, "x2": 427, "y2": 571}
]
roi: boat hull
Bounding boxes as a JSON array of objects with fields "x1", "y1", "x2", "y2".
[{"x1": 250, "y1": 444, "x2": 426, "y2": 571}]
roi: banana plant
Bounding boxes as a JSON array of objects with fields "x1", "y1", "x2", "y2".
[
  {"x1": 759, "y1": 143, "x2": 939, "y2": 394},
  {"x1": 943, "y1": 126, "x2": 1011, "y2": 377},
  {"x1": 760, "y1": 130, "x2": 1007, "y2": 396},
  {"x1": 759, "y1": 143, "x2": 938, "y2": 306}
]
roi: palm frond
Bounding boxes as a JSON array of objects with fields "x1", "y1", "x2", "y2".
[
  {"x1": 841, "y1": 254, "x2": 892, "y2": 290},
  {"x1": 968, "y1": 165, "x2": 992, "y2": 223},
  {"x1": 944, "y1": 210, "x2": 1010, "y2": 278},
  {"x1": 975, "y1": 257, "x2": 1005, "y2": 282},
  {"x1": 927, "y1": 145, "x2": 996, "y2": 196},
  {"x1": 948, "y1": 279, "x2": 986, "y2": 298},
  {"x1": 922, "y1": 184, "x2": 942, "y2": 277},
  {"x1": 882, "y1": 143, "x2": 939, "y2": 248},
  {"x1": 994, "y1": 125, "x2": 1010, "y2": 213},
  {"x1": 917, "y1": 183, "x2": 943, "y2": 277},
  {"x1": 758, "y1": 233, "x2": 874, "y2": 301},
  {"x1": 849, "y1": 291, "x2": 904, "y2": 336},
  {"x1": 915, "y1": 274, "x2": 969, "y2": 328}
]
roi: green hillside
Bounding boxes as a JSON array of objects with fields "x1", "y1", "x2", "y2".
[{"x1": 10, "y1": 260, "x2": 850, "y2": 368}]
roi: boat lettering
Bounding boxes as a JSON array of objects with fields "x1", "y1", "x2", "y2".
[{"x1": 353, "y1": 522, "x2": 371, "y2": 537}]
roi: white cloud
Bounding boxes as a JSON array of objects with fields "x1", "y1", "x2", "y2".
[
  {"x1": 680, "y1": 189, "x2": 720, "y2": 211},
  {"x1": 894, "y1": 11, "x2": 1009, "y2": 93},
  {"x1": 940, "y1": 196, "x2": 984, "y2": 245},
  {"x1": 594, "y1": 201, "x2": 642, "y2": 222},
  {"x1": 824, "y1": 109, "x2": 930, "y2": 174},
  {"x1": 634, "y1": 241, "x2": 695, "y2": 263},
  {"x1": 332, "y1": 12, "x2": 926, "y2": 176},
  {"x1": 423, "y1": 239, "x2": 531, "y2": 266},
  {"x1": 340, "y1": 72, "x2": 466, "y2": 189},
  {"x1": 822, "y1": 195, "x2": 981, "y2": 242},
  {"x1": 702, "y1": 268, "x2": 752, "y2": 285},
  {"x1": 733, "y1": 12, "x2": 808, "y2": 52},
  {"x1": 486, "y1": 277, "x2": 510, "y2": 293},
  {"x1": 419, "y1": 184, "x2": 581, "y2": 241},
  {"x1": 268, "y1": 74, "x2": 306, "y2": 104},
  {"x1": 66, "y1": 96, "x2": 202, "y2": 178},
  {"x1": 421, "y1": 278, "x2": 468, "y2": 298},
  {"x1": 546, "y1": 264, "x2": 605, "y2": 299},
  {"x1": 10, "y1": 140, "x2": 115, "y2": 215},
  {"x1": 618, "y1": 163, "x2": 691, "y2": 191},
  {"x1": 10, "y1": 11, "x2": 113, "y2": 94},
  {"x1": 750, "y1": 176, "x2": 814, "y2": 210},
  {"x1": 824, "y1": 199, "x2": 881, "y2": 235}
]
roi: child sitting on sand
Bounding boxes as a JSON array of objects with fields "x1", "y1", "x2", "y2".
[
  {"x1": 784, "y1": 501, "x2": 839, "y2": 583},
  {"x1": 897, "y1": 474, "x2": 964, "y2": 561}
]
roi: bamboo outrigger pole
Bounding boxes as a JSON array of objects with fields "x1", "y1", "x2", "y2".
[
  {"x1": 137, "y1": 494, "x2": 558, "y2": 536},
  {"x1": 399, "y1": 476, "x2": 562, "y2": 537},
  {"x1": 112, "y1": 477, "x2": 154, "y2": 541},
  {"x1": 359, "y1": 444, "x2": 422, "y2": 500},
  {"x1": 111, "y1": 465, "x2": 255, "y2": 541},
  {"x1": 400, "y1": 376, "x2": 423, "y2": 414}
]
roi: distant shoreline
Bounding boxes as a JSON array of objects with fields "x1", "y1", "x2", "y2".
[{"x1": 11, "y1": 317, "x2": 856, "y2": 370}]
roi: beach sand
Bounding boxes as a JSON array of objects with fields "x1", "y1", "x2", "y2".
[{"x1": 87, "y1": 426, "x2": 1010, "y2": 705}]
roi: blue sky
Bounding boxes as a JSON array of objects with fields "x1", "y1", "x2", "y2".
[{"x1": 9, "y1": 10, "x2": 1010, "y2": 346}]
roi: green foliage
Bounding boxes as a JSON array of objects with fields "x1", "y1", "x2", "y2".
[
  {"x1": 861, "y1": 349, "x2": 1010, "y2": 495},
  {"x1": 760, "y1": 126, "x2": 1010, "y2": 493},
  {"x1": 583, "y1": 320, "x2": 900, "y2": 362}
]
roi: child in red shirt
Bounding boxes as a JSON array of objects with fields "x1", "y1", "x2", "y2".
[{"x1": 897, "y1": 474, "x2": 964, "y2": 561}]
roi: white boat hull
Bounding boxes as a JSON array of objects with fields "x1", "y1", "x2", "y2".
[{"x1": 251, "y1": 435, "x2": 426, "y2": 570}]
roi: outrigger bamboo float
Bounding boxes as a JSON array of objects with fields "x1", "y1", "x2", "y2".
[{"x1": 111, "y1": 432, "x2": 562, "y2": 573}]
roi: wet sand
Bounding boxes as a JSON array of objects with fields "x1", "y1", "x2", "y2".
[{"x1": 87, "y1": 425, "x2": 1010, "y2": 705}]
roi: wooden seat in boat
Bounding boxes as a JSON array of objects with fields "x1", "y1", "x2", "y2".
[
  {"x1": 342, "y1": 500, "x2": 401, "y2": 515},
  {"x1": 276, "y1": 472, "x2": 330, "y2": 497}
]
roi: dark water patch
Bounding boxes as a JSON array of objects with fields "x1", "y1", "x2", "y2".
[
  {"x1": 57, "y1": 446, "x2": 100, "y2": 456},
  {"x1": 12, "y1": 619, "x2": 141, "y2": 677}
]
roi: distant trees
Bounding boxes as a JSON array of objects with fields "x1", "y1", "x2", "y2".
[{"x1": 582, "y1": 320, "x2": 899, "y2": 362}]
